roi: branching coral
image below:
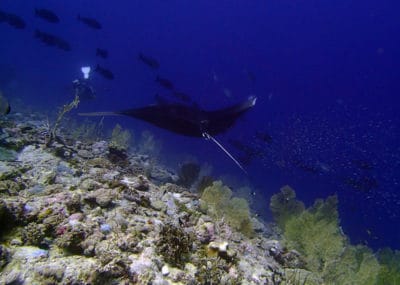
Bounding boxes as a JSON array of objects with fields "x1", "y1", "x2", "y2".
[
  {"x1": 200, "y1": 181, "x2": 254, "y2": 237},
  {"x1": 270, "y1": 187, "x2": 381, "y2": 284},
  {"x1": 376, "y1": 248, "x2": 400, "y2": 285},
  {"x1": 137, "y1": 130, "x2": 161, "y2": 156},
  {"x1": 156, "y1": 223, "x2": 193, "y2": 269},
  {"x1": 270, "y1": 185, "x2": 305, "y2": 229},
  {"x1": 109, "y1": 124, "x2": 132, "y2": 152},
  {"x1": 46, "y1": 94, "x2": 80, "y2": 147}
]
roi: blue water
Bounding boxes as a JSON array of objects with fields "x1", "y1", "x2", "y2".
[{"x1": 1, "y1": 0, "x2": 399, "y2": 250}]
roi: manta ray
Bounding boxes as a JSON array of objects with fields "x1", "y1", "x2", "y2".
[{"x1": 79, "y1": 96, "x2": 257, "y2": 172}]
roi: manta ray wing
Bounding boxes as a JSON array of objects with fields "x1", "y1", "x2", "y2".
[
  {"x1": 79, "y1": 96, "x2": 257, "y2": 172},
  {"x1": 204, "y1": 96, "x2": 257, "y2": 135},
  {"x1": 79, "y1": 96, "x2": 256, "y2": 137}
]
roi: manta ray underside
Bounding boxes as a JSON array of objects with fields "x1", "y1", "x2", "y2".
[{"x1": 79, "y1": 96, "x2": 257, "y2": 172}]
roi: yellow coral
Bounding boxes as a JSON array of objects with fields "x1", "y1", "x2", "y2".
[{"x1": 200, "y1": 181, "x2": 254, "y2": 237}]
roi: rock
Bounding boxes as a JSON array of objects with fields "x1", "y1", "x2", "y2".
[
  {"x1": 77, "y1": 149, "x2": 94, "y2": 159},
  {"x1": 92, "y1": 141, "x2": 108, "y2": 156},
  {"x1": 161, "y1": 264, "x2": 170, "y2": 276},
  {"x1": 0, "y1": 245, "x2": 11, "y2": 269},
  {"x1": 121, "y1": 175, "x2": 149, "y2": 191},
  {"x1": 195, "y1": 221, "x2": 215, "y2": 243},
  {"x1": 83, "y1": 188, "x2": 116, "y2": 208},
  {"x1": 207, "y1": 241, "x2": 236, "y2": 262}
]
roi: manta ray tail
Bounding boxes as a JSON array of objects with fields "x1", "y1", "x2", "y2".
[
  {"x1": 203, "y1": 132, "x2": 247, "y2": 174},
  {"x1": 78, "y1": 111, "x2": 122, "y2": 117}
]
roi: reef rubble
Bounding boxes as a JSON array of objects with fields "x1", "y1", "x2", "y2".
[{"x1": 0, "y1": 113, "x2": 302, "y2": 284}]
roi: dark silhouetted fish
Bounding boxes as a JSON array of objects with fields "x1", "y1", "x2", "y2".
[
  {"x1": 352, "y1": 159, "x2": 375, "y2": 171},
  {"x1": 138, "y1": 52, "x2": 159, "y2": 69},
  {"x1": 0, "y1": 10, "x2": 26, "y2": 29},
  {"x1": 35, "y1": 30, "x2": 71, "y2": 51},
  {"x1": 0, "y1": 10, "x2": 7, "y2": 23},
  {"x1": 35, "y1": 8, "x2": 59, "y2": 23},
  {"x1": 172, "y1": 91, "x2": 192, "y2": 103},
  {"x1": 293, "y1": 158, "x2": 322, "y2": 174},
  {"x1": 73, "y1": 79, "x2": 96, "y2": 100},
  {"x1": 229, "y1": 138, "x2": 264, "y2": 165},
  {"x1": 254, "y1": 131, "x2": 273, "y2": 144},
  {"x1": 95, "y1": 64, "x2": 114, "y2": 80},
  {"x1": 77, "y1": 15, "x2": 101, "y2": 29},
  {"x1": 243, "y1": 68, "x2": 256, "y2": 84},
  {"x1": 344, "y1": 175, "x2": 378, "y2": 193},
  {"x1": 156, "y1": 76, "x2": 174, "y2": 90},
  {"x1": 96, "y1": 48, "x2": 108, "y2": 58},
  {"x1": 0, "y1": 91, "x2": 11, "y2": 115},
  {"x1": 79, "y1": 96, "x2": 257, "y2": 172}
]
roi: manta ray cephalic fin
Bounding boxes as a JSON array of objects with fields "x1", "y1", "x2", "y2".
[{"x1": 202, "y1": 132, "x2": 247, "y2": 174}]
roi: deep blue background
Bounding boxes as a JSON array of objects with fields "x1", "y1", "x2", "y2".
[{"x1": 1, "y1": 0, "x2": 399, "y2": 250}]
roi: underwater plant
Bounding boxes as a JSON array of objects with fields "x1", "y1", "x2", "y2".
[
  {"x1": 156, "y1": 223, "x2": 193, "y2": 269},
  {"x1": 200, "y1": 181, "x2": 254, "y2": 237},
  {"x1": 270, "y1": 185, "x2": 305, "y2": 229},
  {"x1": 109, "y1": 124, "x2": 132, "y2": 152},
  {"x1": 137, "y1": 130, "x2": 162, "y2": 156},
  {"x1": 67, "y1": 117, "x2": 104, "y2": 143},
  {"x1": 271, "y1": 187, "x2": 381, "y2": 284},
  {"x1": 376, "y1": 248, "x2": 400, "y2": 285},
  {"x1": 45, "y1": 94, "x2": 80, "y2": 146}
]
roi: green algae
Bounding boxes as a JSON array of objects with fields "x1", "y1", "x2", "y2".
[{"x1": 0, "y1": 146, "x2": 18, "y2": 161}]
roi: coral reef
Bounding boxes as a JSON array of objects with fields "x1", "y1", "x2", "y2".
[
  {"x1": 45, "y1": 94, "x2": 80, "y2": 147},
  {"x1": 109, "y1": 123, "x2": 132, "y2": 152},
  {"x1": 200, "y1": 181, "x2": 254, "y2": 237},
  {"x1": 2, "y1": 109, "x2": 394, "y2": 284},
  {"x1": 270, "y1": 187, "x2": 382, "y2": 284},
  {"x1": 270, "y1": 185, "x2": 305, "y2": 229},
  {"x1": 376, "y1": 248, "x2": 400, "y2": 284},
  {"x1": 0, "y1": 112, "x2": 286, "y2": 284},
  {"x1": 156, "y1": 223, "x2": 194, "y2": 269}
]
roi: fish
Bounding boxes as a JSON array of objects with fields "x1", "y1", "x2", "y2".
[
  {"x1": 0, "y1": 10, "x2": 7, "y2": 22},
  {"x1": 254, "y1": 131, "x2": 272, "y2": 144},
  {"x1": 77, "y1": 15, "x2": 102, "y2": 29},
  {"x1": 228, "y1": 138, "x2": 264, "y2": 165},
  {"x1": 156, "y1": 76, "x2": 174, "y2": 90},
  {"x1": 79, "y1": 96, "x2": 257, "y2": 172},
  {"x1": 34, "y1": 30, "x2": 71, "y2": 51},
  {"x1": 243, "y1": 68, "x2": 256, "y2": 84},
  {"x1": 35, "y1": 8, "x2": 59, "y2": 23},
  {"x1": 73, "y1": 79, "x2": 96, "y2": 100},
  {"x1": 172, "y1": 91, "x2": 192, "y2": 103},
  {"x1": 0, "y1": 91, "x2": 11, "y2": 115},
  {"x1": 96, "y1": 48, "x2": 108, "y2": 59},
  {"x1": 95, "y1": 64, "x2": 114, "y2": 80},
  {"x1": 0, "y1": 10, "x2": 26, "y2": 29},
  {"x1": 352, "y1": 159, "x2": 375, "y2": 170},
  {"x1": 138, "y1": 52, "x2": 160, "y2": 69},
  {"x1": 344, "y1": 175, "x2": 378, "y2": 193}
]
